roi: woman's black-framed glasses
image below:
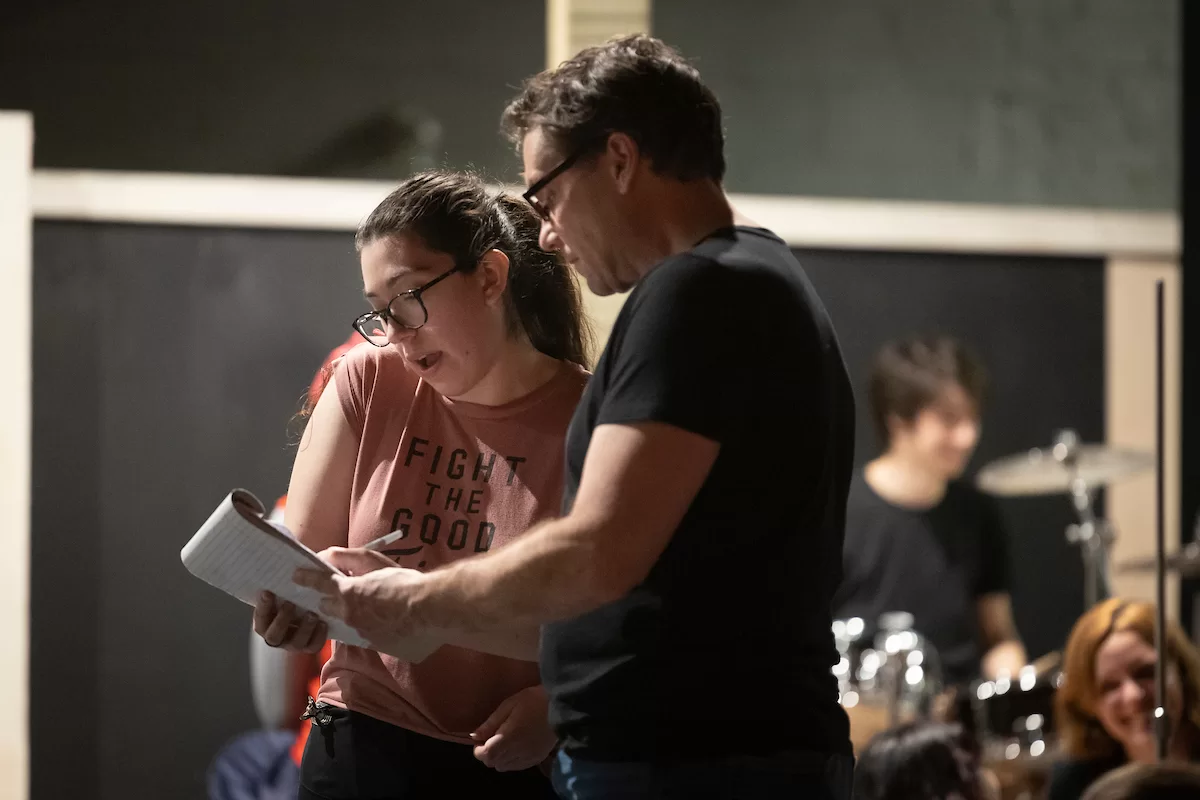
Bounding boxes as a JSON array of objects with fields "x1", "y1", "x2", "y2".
[
  {"x1": 522, "y1": 135, "x2": 608, "y2": 220},
  {"x1": 352, "y1": 265, "x2": 460, "y2": 346}
]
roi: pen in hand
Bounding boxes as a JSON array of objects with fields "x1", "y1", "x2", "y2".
[{"x1": 362, "y1": 529, "x2": 407, "y2": 552}]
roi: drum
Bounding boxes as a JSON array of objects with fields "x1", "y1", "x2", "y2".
[
  {"x1": 969, "y1": 665, "x2": 1060, "y2": 761},
  {"x1": 970, "y1": 666, "x2": 1062, "y2": 800},
  {"x1": 833, "y1": 613, "x2": 944, "y2": 753}
]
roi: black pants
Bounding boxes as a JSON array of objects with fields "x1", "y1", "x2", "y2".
[{"x1": 298, "y1": 703, "x2": 558, "y2": 800}]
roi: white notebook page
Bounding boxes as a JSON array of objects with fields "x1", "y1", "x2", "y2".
[{"x1": 181, "y1": 490, "x2": 437, "y2": 662}]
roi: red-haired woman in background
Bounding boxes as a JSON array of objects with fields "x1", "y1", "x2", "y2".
[
  {"x1": 1048, "y1": 599, "x2": 1200, "y2": 799},
  {"x1": 208, "y1": 334, "x2": 359, "y2": 800}
]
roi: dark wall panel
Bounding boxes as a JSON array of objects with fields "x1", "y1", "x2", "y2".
[
  {"x1": 1, "y1": 1, "x2": 544, "y2": 181},
  {"x1": 33, "y1": 222, "x2": 366, "y2": 800},
  {"x1": 797, "y1": 248, "x2": 1105, "y2": 664},
  {"x1": 654, "y1": 0, "x2": 1177, "y2": 208}
]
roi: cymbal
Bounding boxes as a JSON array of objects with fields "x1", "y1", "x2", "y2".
[
  {"x1": 1116, "y1": 542, "x2": 1200, "y2": 577},
  {"x1": 977, "y1": 444, "x2": 1154, "y2": 497}
]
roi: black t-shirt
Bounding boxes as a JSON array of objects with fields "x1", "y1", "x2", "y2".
[
  {"x1": 540, "y1": 226, "x2": 856, "y2": 761},
  {"x1": 832, "y1": 471, "x2": 1012, "y2": 685}
]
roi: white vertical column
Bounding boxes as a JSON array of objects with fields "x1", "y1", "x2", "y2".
[
  {"x1": 545, "y1": 0, "x2": 650, "y2": 360},
  {"x1": 1106, "y1": 258, "x2": 1183, "y2": 614},
  {"x1": 547, "y1": 0, "x2": 651, "y2": 70},
  {"x1": 0, "y1": 109, "x2": 33, "y2": 800}
]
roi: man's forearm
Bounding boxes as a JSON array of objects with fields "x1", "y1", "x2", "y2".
[
  {"x1": 410, "y1": 515, "x2": 621, "y2": 633},
  {"x1": 439, "y1": 627, "x2": 540, "y2": 661}
]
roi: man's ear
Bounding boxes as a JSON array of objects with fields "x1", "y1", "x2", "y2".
[{"x1": 605, "y1": 132, "x2": 641, "y2": 194}]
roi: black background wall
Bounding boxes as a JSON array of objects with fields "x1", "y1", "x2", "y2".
[
  {"x1": 32, "y1": 222, "x2": 366, "y2": 800},
  {"x1": 0, "y1": 1, "x2": 546, "y2": 181},
  {"x1": 32, "y1": 224, "x2": 1104, "y2": 798},
  {"x1": 655, "y1": 0, "x2": 1177, "y2": 208}
]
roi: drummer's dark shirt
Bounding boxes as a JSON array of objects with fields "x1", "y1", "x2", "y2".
[{"x1": 832, "y1": 470, "x2": 1012, "y2": 685}]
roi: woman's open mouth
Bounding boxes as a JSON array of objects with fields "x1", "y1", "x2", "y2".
[{"x1": 408, "y1": 351, "x2": 442, "y2": 373}]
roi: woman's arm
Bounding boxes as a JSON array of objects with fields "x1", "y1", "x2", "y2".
[
  {"x1": 253, "y1": 384, "x2": 358, "y2": 651},
  {"x1": 284, "y1": 384, "x2": 358, "y2": 550}
]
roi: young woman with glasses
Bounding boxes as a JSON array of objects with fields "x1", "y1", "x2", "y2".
[{"x1": 251, "y1": 170, "x2": 592, "y2": 799}]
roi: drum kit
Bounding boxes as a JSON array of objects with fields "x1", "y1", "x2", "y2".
[{"x1": 834, "y1": 428, "x2": 1185, "y2": 800}]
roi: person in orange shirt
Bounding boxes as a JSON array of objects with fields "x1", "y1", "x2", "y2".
[
  {"x1": 259, "y1": 334, "x2": 361, "y2": 762},
  {"x1": 260, "y1": 331, "x2": 356, "y2": 770},
  {"x1": 208, "y1": 335, "x2": 359, "y2": 800},
  {"x1": 262, "y1": 491, "x2": 330, "y2": 772}
]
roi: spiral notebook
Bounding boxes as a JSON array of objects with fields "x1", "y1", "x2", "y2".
[{"x1": 181, "y1": 489, "x2": 438, "y2": 663}]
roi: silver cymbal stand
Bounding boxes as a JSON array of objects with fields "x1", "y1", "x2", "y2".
[{"x1": 1056, "y1": 429, "x2": 1115, "y2": 609}]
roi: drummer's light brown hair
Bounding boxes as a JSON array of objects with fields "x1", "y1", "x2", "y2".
[
  {"x1": 1056, "y1": 598, "x2": 1200, "y2": 759},
  {"x1": 868, "y1": 335, "x2": 987, "y2": 447}
]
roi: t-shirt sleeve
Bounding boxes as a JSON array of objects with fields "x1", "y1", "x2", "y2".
[
  {"x1": 335, "y1": 344, "x2": 420, "y2": 439},
  {"x1": 976, "y1": 494, "x2": 1012, "y2": 596},
  {"x1": 334, "y1": 343, "x2": 377, "y2": 439},
  {"x1": 595, "y1": 258, "x2": 764, "y2": 442}
]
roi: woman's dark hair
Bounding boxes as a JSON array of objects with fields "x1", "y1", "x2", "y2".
[
  {"x1": 501, "y1": 34, "x2": 725, "y2": 183},
  {"x1": 853, "y1": 721, "x2": 986, "y2": 800},
  {"x1": 867, "y1": 335, "x2": 987, "y2": 447},
  {"x1": 355, "y1": 170, "x2": 592, "y2": 370}
]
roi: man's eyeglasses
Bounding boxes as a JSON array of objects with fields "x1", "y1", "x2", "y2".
[
  {"x1": 352, "y1": 265, "x2": 460, "y2": 346},
  {"x1": 522, "y1": 134, "x2": 608, "y2": 220}
]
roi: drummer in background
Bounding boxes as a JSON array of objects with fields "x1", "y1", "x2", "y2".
[{"x1": 833, "y1": 335, "x2": 1027, "y2": 686}]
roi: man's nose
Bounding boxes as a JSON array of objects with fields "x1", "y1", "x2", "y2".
[{"x1": 539, "y1": 217, "x2": 562, "y2": 253}]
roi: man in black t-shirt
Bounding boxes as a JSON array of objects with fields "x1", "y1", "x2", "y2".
[
  {"x1": 833, "y1": 336, "x2": 1027, "y2": 686},
  {"x1": 297, "y1": 35, "x2": 856, "y2": 799}
]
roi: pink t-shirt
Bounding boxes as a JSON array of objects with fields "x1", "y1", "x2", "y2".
[{"x1": 317, "y1": 343, "x2": 588, "y2": 743}]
